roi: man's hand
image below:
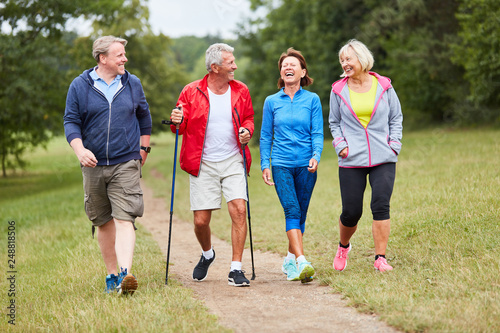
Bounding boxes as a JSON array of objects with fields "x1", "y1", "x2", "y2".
[
  {"x1": 239, "y1": 127, "x2": 250, "y2": 145},
  {"x1": 76, "y1": 147, "x2": 97, "y2": 167},
  {"x1": 170, "y1": 105, "x2": 183, "y2": 125},
  {"x1": 140, "y1": 150, "x2": 148, "y2": 166},
  {"x1": 70, "y1": 138, "x2": 97, "y2": 167}
]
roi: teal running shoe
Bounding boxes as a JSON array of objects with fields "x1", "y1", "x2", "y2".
[
  {"x1": 283, "y1": 258, "x2": 300, "y2": 281},
  {"x1": 298, "y1": 261, "x2": 315, "y2": 284},
  {"x1": 281, "y1": 257, "x2": 288, "y2": 275}
]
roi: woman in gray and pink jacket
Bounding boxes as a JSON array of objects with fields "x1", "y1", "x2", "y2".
[{"x1": 328, "y1": 39, "x2": 403, "y2": 273}]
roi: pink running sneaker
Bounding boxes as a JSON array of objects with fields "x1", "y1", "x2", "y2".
[
  {"x1": 333, "y1": 243, "x2": 351, "y2": 271},
  {"x1": 374, "y1": 257, "x2": 393, "y2": 272}
]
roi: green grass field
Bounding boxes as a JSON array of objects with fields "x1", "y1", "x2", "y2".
[
  {"x1": 1, "y1": 128, "x2": 499, "y2": 332},
  {"x1": 0, "y1": 139, "x2": 230, "y2": 333}
]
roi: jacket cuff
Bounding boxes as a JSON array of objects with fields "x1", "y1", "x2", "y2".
[{"x1": 67, "y1": 133, "x2": 82, "y2": 144}]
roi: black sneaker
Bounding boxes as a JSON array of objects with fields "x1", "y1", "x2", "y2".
[
  {"x1": 193, "y1": 250, "x2": 216, "y2": 281},
  {"x1": 228, "y1": 270, "x2": 250, "y2": 287}
]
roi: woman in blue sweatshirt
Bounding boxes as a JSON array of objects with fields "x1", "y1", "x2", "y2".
[{"x1": 260, "y1": 48, "x2": 323, "y2": 283}]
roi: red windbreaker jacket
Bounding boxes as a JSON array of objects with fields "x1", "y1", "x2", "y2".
[{"x1": 171, "y1": 74, "x2": 254, "y2": 176}]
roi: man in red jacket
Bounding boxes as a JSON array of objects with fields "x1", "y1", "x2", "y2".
[{"x1": 170, "y1": 43, "x2": 254, "y2": 287}]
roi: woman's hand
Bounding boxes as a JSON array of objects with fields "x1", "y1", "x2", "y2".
[
  {"x1": 339, "y1": 147, "x2": 348, "y2": 158},
  {"x1": 307, "y1": 158, "x2": 318, "y2": 173},
  {"x1": 262, "y1": 168, "x2": 275, "y2": 186}
]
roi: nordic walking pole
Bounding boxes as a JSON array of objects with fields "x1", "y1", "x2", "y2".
[
  {"x1": 161, "y1": 106, "x2": 182, "y2": 285},
  {"x1": 240, "y1": 131, "x2": 256, "y2": 280}
]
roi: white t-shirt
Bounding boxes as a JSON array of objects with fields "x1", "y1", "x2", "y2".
[{"x1": 202, "y1": 86, "x2": 239, "y2": 162}]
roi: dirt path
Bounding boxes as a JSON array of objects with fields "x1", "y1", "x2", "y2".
[{"x1": 137, "y1": 179, "x2": 400, "y2": 333}]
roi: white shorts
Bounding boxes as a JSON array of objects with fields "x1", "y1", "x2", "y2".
[{"x1": 189, "y1": 153, "x2": 247, "y2": 211}]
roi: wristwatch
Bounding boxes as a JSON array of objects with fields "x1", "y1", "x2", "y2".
[{"x1": 140, "y1": 146, "x2": 151, "y2": 153}]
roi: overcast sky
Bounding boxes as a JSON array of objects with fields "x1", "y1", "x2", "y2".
[
  {"x1": 148, "y1": 0, "x2": 263, "y2": 39},
  {"x1": 1, "y1": 0, "x2": 264, "y2": 39}
]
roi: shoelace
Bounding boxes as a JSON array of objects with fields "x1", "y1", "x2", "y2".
[
  {"x1": 286, "y1": 261, "x2": 297, "y2": 271},
  {"x1": 377, "y1": 258, "x2": 388, "y2": 266},
  {"x1": 337, "y1": 248, "x2": 349, "y2": 258}
]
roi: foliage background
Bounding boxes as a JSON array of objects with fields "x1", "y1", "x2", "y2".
[
  {"x1": 1, "y1": 0, "x2": 499, "y2": 176},
  {"x1": 1, "y1": 0, "x2": 499, "y2": 331}
]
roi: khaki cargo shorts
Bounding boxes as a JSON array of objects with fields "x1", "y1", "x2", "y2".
[{"x1": 81, "y1": 159, "x2": 143, "y2": 226}]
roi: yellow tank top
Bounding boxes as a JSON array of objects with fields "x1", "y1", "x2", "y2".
[{"x1": 349, "y1": 76, "x2": 378, "y2": 128}]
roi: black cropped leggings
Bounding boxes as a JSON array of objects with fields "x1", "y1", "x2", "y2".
[{"x1": 339, "y1": 163, "x2": 396, "y2": 227}]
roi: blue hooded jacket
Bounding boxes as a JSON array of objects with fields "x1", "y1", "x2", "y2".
[{"x1": 64, "y1": 69, "x2": 152, "y2": 166}]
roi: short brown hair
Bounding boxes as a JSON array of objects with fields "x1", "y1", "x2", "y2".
[{"x1": 277, "y1": 48, "x2": 313, "y2": 89}]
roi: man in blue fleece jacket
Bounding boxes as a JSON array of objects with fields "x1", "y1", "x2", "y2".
[{"x1": 64, "y1": 36, "x2": 152, "y2": 295}]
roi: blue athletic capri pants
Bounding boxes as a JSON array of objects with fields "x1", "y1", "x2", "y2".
[{"x1": 272, "y1": 166, "x2": 317, "y2": 233}]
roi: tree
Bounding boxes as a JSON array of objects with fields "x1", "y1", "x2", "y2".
[
  {"x1": 240, "y1": 0, "x2": 371, "y2": 137},
  {"x1": 450, "y1": 0, "x2": 500, "y2": 123},
  {"x1": 0, "y1": 0, "x2": 124, "y2": 176},
  {"x1": 360, "y1": 0, "x2": 464, "y2": 123},
  {"x1": 0, "y1": 0, "x2": 190, "y2": 176},
  {"x1": 241, "y1": 0, "x2": 494, "y2": 130},
  {"x1": 68, "y1": 0, "x2": 190, "y2": 132}
]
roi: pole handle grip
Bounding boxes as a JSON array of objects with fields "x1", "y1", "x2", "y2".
[{"x1": 162, "y1": 106, "x2": 183, "y2": 129}]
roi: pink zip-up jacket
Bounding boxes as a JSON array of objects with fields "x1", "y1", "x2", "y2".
[{"x1": 328, "y1": 72, "x2": 403, "y2": 168}]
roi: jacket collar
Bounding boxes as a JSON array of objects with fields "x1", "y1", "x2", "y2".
[
  {"x1": 278, "y1": 86, "x2": 303, "y2": 98},
  {"x1": 83, "y1": 68, "x2": 129, "y2": 85},
  {"x1": 331, "y1": 71, "x2": 392, "y2": 95},
  {"x1": 197, "y1": 74, "x2": 242, "y2": 107}
]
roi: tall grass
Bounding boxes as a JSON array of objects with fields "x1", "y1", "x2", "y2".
[
  {"x1": 0, "y1": 138, "x2": 230, "y2": 332},
  {"x1": 147, "y1": 127, "x2": 500, "y2": 332}
]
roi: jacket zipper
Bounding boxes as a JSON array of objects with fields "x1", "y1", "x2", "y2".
[
  {"x1": 89, "y1": 80, "x2": 126, "y2": 166},
  {"x1": 334, "y1": 77, "x2": 391, "y2": 167},
  {"x1": 337, "y1": 90, "x2": 376, "y2": 166},
  {"x1": 197, "y1": 87, "x2": 210, "y2": 176}
]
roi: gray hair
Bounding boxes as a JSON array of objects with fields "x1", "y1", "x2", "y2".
[
  {"x1": 205, "y1": 43, "x2": 234, "y2": 72},
  {"x1": 339, "y1": 39, "x2": 374, "y2": 77},
  {"x1": 92, "y1": 36, "x2": 128, "y2": 63}
]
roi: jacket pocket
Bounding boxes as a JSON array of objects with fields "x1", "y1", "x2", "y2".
[
  {"x1": 85, "y1": 127, "x2": 108, "y2": 157},
  {"x1": 386, "y1": 135, "x2": 398, "y2": 155},
  {"x1": 120, "y1": 160, "x2": 144, "y2": 217},
  {"x1": 122, "y1": 186, "x2": 144, "y2": 217},
  {"x1": 109, "y1": 127, "x2": 134, "y2": 158}
]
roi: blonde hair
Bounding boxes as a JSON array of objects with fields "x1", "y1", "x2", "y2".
[
  {"x1": 92, "y1": 36, "x2": 128, "y2": 63},
  {"x1": 338, "y1": 39, "x2": 374, "y2": 77}
]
